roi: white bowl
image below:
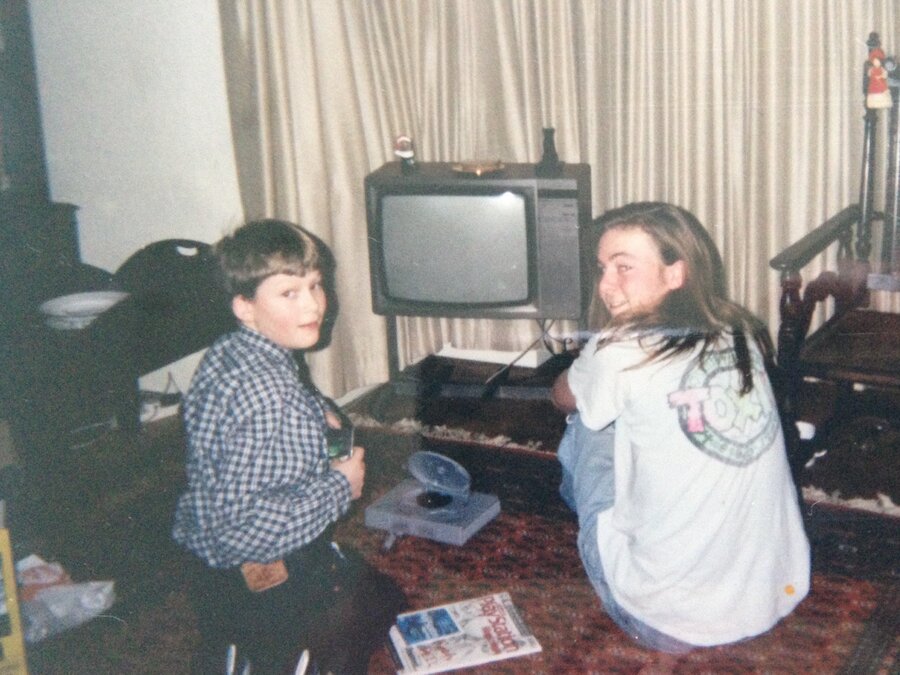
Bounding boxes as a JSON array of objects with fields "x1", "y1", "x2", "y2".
[{"x1": 40, "y1": 291, "x2": 130, "y2": 330}]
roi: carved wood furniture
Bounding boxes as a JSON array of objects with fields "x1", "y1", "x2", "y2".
[{"x1": 769, "y1": 33, "x2": 900, "y2": 472}]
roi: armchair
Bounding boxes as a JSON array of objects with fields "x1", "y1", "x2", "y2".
[
  {"x1": 769, "y1": 33, "x2": 900, "y2": 475},
  {"x1": 11, "y1": 239, "x2": 234, "y2": 474}
]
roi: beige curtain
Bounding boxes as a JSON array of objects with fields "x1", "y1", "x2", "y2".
[{"x1": 218, "y1": 0, "x2": 899, "y2": 398}]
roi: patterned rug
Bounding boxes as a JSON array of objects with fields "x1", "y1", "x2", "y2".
[
  {"x1": 351, "y1": 430, "x2": 900, "y2": 674},
  {"x1": 21, "y1": 419, "x2": 899, "y2": 674}
]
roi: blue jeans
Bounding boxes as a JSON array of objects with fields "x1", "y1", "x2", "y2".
[{"x1": 558, "y1": 414, "x2": 694, "y2": 654}]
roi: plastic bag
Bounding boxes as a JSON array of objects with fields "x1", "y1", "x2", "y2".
[
  {"x1": 15, "y1": 555, "x2": 72, "y2": 601},
  {"x1": 15, "y1": 554, "x2": 115, "y2": 643},
  {"x1": 20, "y1": 581, "x2": 116, "y2": 643}
]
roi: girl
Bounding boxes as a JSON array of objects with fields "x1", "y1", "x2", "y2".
[{"x1": 551, "y1": 202, "x2": 809, "y2": 655}]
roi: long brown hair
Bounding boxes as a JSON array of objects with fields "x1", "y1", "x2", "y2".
[{"x1": 591, "y1": 202, "x2": 770, "y2": 394}]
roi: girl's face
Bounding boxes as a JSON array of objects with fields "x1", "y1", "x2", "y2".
[
  {"x1": 596, "y1": 226, "x2": 685, "y2": 318},
  {"x1": 232, "y1": 271, "x2": 327, "y2": 349}
]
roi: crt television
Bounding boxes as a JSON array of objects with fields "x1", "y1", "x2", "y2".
[{"x1": 364, "y1": 161, "x2": 593, "y2": 321}]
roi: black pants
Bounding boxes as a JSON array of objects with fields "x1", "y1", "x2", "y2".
[{"x1": 188, "y1": 537, "x2": 406, "y2": 674}]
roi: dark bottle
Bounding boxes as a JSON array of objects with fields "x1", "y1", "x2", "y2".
[{"x1": 536, "y1": 127, "x2": 562, "y2": 176}]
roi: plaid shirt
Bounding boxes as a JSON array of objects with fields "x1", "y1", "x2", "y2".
[{"x1": 172, "y1": 326, "x2": 351, "y2": 568}]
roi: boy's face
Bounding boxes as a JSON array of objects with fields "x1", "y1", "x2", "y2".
[
  {"x1": 596, "y1": 226, "x2": 685, "y2": 318},
  {"x1": 232, "y1": 271, "x2": 327, "y2": 350}
]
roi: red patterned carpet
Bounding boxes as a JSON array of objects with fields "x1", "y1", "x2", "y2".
[
  {"x1": 345, "y1": 430, "x2": 900, "y2": 674},
  {"x1": 18, "y1": 375, "x2": 900, "y2": 674}
]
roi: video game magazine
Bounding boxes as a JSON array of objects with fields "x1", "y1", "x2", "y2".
[{"x1": 388, "y1": 591, "x2": 542, "y2": 673}]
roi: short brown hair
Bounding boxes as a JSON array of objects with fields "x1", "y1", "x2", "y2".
[{"x1": 215, "y1": 219, "x2": 326, "y2": 298}]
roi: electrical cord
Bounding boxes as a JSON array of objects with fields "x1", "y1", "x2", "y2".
[
  {"x1": 140, "y1": 372, "x2": 184, "y2": 423},
  {"x1": 69, "y1": 417, "x2": 117, "y2": 450},
  {"x1": 480, "y1": 319, "x2": 596, "y2": 399},
  {"x1": 483, "y1": 323, "x2": 555, "y2": 388}
]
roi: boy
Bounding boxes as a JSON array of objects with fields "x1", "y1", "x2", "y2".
[
  {"x1": 172, "y1": 219, "x2": 403, "y2": 674},
  {"x1": 551, "y1": 203, "x2": 809, "y2": 658}
]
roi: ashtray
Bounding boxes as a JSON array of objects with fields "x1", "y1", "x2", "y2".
[{"x1": 451, "y1": 160, "x2": 505, "y2": 176}]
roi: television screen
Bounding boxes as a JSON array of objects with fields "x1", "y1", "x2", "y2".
[
  {"x1": 365, "y1": 162, "x2": 592, "y2": 322},
  {"x1": 380, "y1": 192, "x2": 530, "y2": 306}
]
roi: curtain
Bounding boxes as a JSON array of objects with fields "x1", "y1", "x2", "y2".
[{"x1": 218, "y1": 0, "x2": 899, "y2": 398}]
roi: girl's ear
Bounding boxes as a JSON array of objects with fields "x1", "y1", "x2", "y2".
[
  {"x1": 664, "y1": 260, "x2": 687, "y2": 291},
  {"x1": 232, "y1": 294, "x2": 256, "y2": 327}
]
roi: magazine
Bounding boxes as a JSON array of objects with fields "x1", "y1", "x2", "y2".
[{"x1": 389, "y1": 591, "x2": 542, "y2": 674}]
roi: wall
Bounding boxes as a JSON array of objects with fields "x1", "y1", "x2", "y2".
[{"x1": 28, "y1": 0, "x2": 243, "y2": 393}]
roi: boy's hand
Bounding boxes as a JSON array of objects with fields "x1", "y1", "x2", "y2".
[
  {"x1": 325, "y1": 410, "x2": 342, "y2": 429},
  {"x1": 332, "y1": 446, "x2": 365, "y2": 499}
]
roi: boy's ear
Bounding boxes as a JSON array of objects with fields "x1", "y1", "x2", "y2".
[
  {"x1": 231, "y1": 294, "x2": 255, "y2": 326},
  {"x1": 664, "y1": 260, "x2": 687, "y2": 290}
]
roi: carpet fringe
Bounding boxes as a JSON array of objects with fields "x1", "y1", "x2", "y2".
[
  {"x1": 350, "y1": 412, "x2": 900, "y2": 518},
  {"x1": 348, "y1": 413, "x2": 547, "y2": 452},
  {"x1": 801, "y1": 486, "x2": 900, "y2": 518}
]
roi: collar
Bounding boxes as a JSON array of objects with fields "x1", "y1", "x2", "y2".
[{"x1": 233, "y1": 325, "x2": 299, "y2": 372}]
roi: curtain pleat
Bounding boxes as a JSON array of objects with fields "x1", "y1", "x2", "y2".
[{"x1": 218, "y1": 0, "x2": 899, "y2": 397}]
